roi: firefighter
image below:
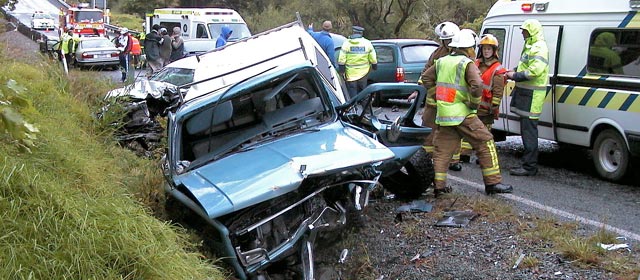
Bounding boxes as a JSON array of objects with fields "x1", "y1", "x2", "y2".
[
  {"x1": 459, "y1": 34, "x2": 507, "y2": 163},
  {"x1": 421, "y1": 29, "x2": 514, "y2": 197},
  {"x1": 408, "y1": 21, "x2": 465, "y2": 171}
]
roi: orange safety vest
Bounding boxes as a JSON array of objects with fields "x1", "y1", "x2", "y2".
[
  {"x1": 131, "y1": 37, "x2": 142, "y2": 55},
  {"x1": 476, "y1": 61, "x2": 506, "y2": 111}
]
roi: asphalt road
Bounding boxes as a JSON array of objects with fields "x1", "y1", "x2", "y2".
[{"x1": 380, "y1": 100, "x2": 640, "y2": 241}]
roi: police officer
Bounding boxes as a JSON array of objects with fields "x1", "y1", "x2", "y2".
[
  {"x1": 421, "y1": 29, "x2": 513, "y2": 197},
  {"x1": 505, "y1": 19, "x2": 550, "y2": 176},
  {"x1": 338, "y1": 26, "x2": 377, "y2": 100}
]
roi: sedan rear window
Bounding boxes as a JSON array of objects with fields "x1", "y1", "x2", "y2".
[
  {"x1": 402, "y1": 45, "x2": 438, "y2": 63},
  {"x1": 81, "y1": 39, "x2": 114, "y2": 49}
]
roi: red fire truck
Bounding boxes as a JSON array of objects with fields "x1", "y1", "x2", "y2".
[{"x1": 59, "y1": 3, "x2": 105, "y2": 36}]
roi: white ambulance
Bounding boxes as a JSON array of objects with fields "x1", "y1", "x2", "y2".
[
  {"x1": 145, "y1": 8, "x2": 251, "y2": 41},
  {"x1": 480, "y1": 0, "x2": 640, "y2": 182}
]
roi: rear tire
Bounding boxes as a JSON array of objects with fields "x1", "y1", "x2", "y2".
[
  {"x1": 592, "y1": 129, "x2": 629, "y2": 182},
  {"x1": 380, "y1": 148, "x2": 434, "y2": 198}
]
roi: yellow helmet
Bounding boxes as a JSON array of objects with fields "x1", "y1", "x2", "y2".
[{"x1": 479, "y1": 34, "x2": 499, "y2": 47}]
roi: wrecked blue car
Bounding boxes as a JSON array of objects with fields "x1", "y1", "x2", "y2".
[{"x1": 160, "y1": 22, "x2": 432, "y2": 279}]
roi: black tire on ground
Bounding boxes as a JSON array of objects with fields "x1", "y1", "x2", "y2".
[
  {"x1": 380, "y1": 148, "x2": 434, "y2": 198},
  {"x1": 371, "y1": 91, "x2": 388, "y2": 107},
  {"x1": 592, "y1": 129, "x2": 630, "y2": 182}
]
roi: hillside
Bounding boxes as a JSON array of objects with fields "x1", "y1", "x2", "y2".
[{"x1": 0, "y1": 17, "x2": 227, "y2": 280}]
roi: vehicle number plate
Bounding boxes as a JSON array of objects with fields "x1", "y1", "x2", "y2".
[{"x1": 99, "y1": 54, "x2": 110, "y2": 58}]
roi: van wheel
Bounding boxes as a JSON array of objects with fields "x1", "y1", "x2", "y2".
[
  {"x1": 592, "y1": 129, "x2": 629, "y2": 182},
  {"x1": 380, "y1": 149, "x2": 434, "y2": 198}
]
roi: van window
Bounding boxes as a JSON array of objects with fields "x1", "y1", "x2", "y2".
[
  {"x1": 374, "y1": 46, "x2": 394, "y2": 63},
  {"x1": 207, "y1": 23, "x2": 252, "y2": 42},
  {"x1": 481, "y1": 28, "x2": 506, "y2": 63},
  {"x1": 587, "y1": 29, "x2": 640, "y2": 77},
  {"x1": 196, "y1": 24, "x2": 209, "y2": 38},
  {"x1": 159, "y1": 22, "x2": 181, "y2": 35}
]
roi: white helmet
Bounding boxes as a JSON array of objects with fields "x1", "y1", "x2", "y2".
[
  {"x1": 120, "y1": 27, "x2": 128, "y2": 34},
  {"x1": 435, "y1": 21, "x2": 460, "y2": 40},
  {"x1": 448, "y1": 29, "x2": 478, "y2": 48}
]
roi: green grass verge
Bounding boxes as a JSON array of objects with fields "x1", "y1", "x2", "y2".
[{"x1": 0, "y1": 45, "x2": 227, "y2": 279}]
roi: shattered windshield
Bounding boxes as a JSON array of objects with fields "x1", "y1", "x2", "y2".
[
  {"x1": 177, "y1": 68, "x2": 334, "y2": 169},
  {"x1": 150, "y1": 67, "x2": 195, "y2": 87}
]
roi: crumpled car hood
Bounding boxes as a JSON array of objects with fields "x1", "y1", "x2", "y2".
[
  {"x1": 106, "y1": 80, "x2": 174, "y2": 100},
  {"x1": 173, "y1": 122, "x2": 393, "y2": 219}
]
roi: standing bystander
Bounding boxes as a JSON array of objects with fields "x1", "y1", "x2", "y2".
[
  {"x1": 307, "y1": 21, "x2": 336, "y2": 68},
  {"x1": 115, "y1": 28, "x2": 133, "y2": 83},
  {"x1": 169, "y1": 27, "x2": 185, "y2": 63},
  {"x1": 143, "y1": 24, "x2": 163, "y2": 76},
  {"x1": 216, "y1": 26, "x2": 233, "y2": 48},
  {"x1": 505, "y1": 19, "x2": 549, "y2": 176},
  {"x1": 159, "y1": 27, "x2": 172, "y2": 66}
]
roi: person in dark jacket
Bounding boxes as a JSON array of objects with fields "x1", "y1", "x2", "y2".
[
  {"x1": 169, "y1": 26, "x2": 185, "y2": 63},
  {"x1": 308, "y1": 21, "x2": 336, "y2": 68},
  {"x1": 143, "y1": 24, "x2": 163, "y2": 76},
  {"x1": 159, "y1": 27, "x2": 172, "y2": 66},
  {"x1": 216, "y1": 26, "x2": 232, "y2": 48}
]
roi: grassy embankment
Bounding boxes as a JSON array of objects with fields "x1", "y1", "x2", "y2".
[{"x1": 0, "y1": 38, "x2": 228, "y2": 279}]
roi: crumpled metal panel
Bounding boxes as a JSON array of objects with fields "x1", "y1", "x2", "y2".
[
  {"x1": 174, "y1": 121, "x2": 393, "y2": 219},
  {"x1": 434, "y1": 210, "x2": 478, "y2": 227}
]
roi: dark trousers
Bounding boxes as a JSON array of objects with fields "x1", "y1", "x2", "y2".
[
  {"x1": 119, "y1": 54, "x2": 130, "y2": 82},
  {"x1": 520, "y1": 117, "x2": 539, "y2": 171},
  {"x1": 346, "y1": 76, "x2": 368, "y2": 100}
]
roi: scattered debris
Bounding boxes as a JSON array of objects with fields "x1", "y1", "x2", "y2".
[
  {"x1": 598, "y1": 243, "x2": 631, "y2": 251},
  {"x1": 410, "y1": 253, "x2": 421, "y2": 262},
  {"x1": 554, "y1": 271, "x2": 563, "y2": 276},
  {"x1": 513, "y1": 253, "x2": 526, "y2": 269},
  {"x1": 435, "y1": 210, "x2": 478, "y2": 227},
  {"x1": 338, "y1": 249, "x2": 349, "y2": 264},
  {"x1": 375, "y1": 276, "x2": 384, "y2": 280},
  {"x1": 395, "y1": 200, "x2": 433, "y2": 213}
]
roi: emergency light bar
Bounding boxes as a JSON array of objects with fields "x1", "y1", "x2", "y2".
[
  {"x1": 521, "y1": 3, "x2": 533, "y2": 12},
  {"x1": 631, "y1": 0, "x2": 640, "y2": 9}
]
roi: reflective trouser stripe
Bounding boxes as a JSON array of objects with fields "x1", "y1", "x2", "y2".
[{"x1": 481, "y1": 140, "x2": 501, "y2": 176}]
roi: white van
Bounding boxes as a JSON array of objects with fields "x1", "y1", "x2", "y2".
[
  {"x1": 481, "y1": 0, "x2": 640, "y2": 182},
  {"x1": 145, "y1": 8, "x2": 251, "y2": 41}
]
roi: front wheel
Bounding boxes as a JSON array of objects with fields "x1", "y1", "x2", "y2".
[
  {"x1": 592, "y1": 129, "x2": 630, "y2": 182},
  {"x1": 380, "y1": 148, "x2": 434, "y2": 198}
]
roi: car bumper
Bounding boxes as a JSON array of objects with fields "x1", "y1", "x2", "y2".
[{"x1": 76, "y1": 59, "x2": 120, "y2": 67}]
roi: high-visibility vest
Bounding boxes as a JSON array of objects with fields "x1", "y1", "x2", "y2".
[
  {"x1": 131, "y1": 37, "x2": 142, "y2": 55},
  {"x1": 476, "y1": 60, "x2": 505, "y2": 113},
  {"x1": 434, "y1": 55, "x2": 476, "y2": 126},
  {"x1": 60, "y1": 33, "x2": 72, "y2": 54},
  {"x1": 338, "y1": 37, "x2": 377, "y2": 81}
]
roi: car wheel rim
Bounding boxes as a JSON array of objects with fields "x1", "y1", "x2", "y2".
[{"x1": 599, "y1": 138, "x2": 621, "y2": 173}]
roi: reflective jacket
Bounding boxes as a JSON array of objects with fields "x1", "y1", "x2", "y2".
[
  {"x1": 510, "y1": 19, "x2": 549, "y2": 120},
  {"x1": 338, "y1": 36, "x2": 377, "y2": 81},
  {"x1": 434, "y1": 55, "x2": 477, "y2": 126},
  {"x1": 131, "y1": 37, "x2": 142, "y2": 55},
  {"x1": 588, "y1": 32, "x2": 623, "y2": 74},
  {"x1": 476, "y1": 57, "x2": 506, "y2": 121}
]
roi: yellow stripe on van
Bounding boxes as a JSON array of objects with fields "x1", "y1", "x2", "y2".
[
  {"x1": 621, "y1": 11, "x2": 640, "y2": 28},
  {"x1": 555, "y1": 85, "x2": 640, "y2": 113}
]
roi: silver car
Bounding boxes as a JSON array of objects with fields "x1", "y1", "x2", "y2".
[{"x1": 73, "y1": 36, "x2": 120, "y2": 69}]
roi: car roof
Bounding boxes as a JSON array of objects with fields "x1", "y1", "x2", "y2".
[{"x1": 372, "y1": 39, "x2": 439, "y2": 46}]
